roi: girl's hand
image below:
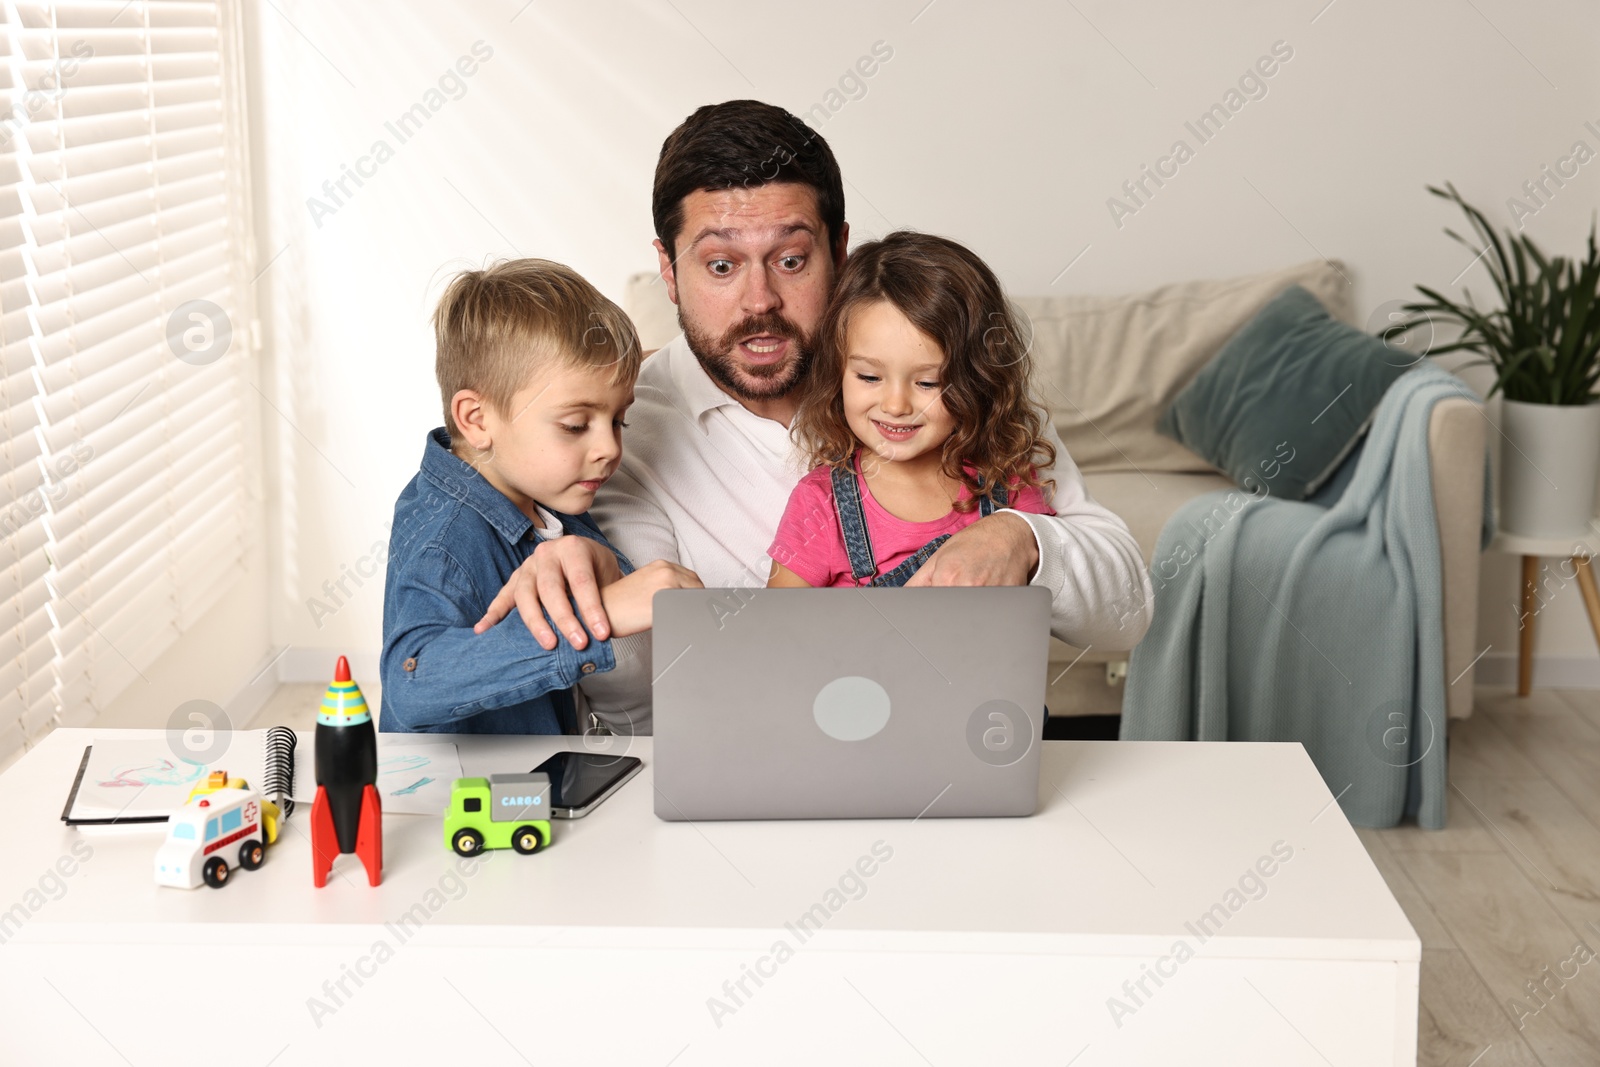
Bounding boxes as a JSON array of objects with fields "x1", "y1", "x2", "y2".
[{"x1": 598, "y1": 561, "x2": 704, "y2": 637}]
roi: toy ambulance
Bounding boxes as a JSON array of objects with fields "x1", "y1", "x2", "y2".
[
  {"x1": 154, "y1": 775, "x2": 275, "y2": 889},
  {"x1": 443, "y1": 773, "x2": 552, "y2": 856},
  {"x1": 187, "y1": 770, "x2": 281, "y2": 842}
]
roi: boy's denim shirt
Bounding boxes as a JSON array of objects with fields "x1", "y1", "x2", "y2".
[{"x1": 380, "y1": 428, "x2": 634, "y2": 734}]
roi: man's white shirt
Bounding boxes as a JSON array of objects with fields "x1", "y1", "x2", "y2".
[{"x1": 580, "y1": 334, "x2": 1154, "y2": 731}]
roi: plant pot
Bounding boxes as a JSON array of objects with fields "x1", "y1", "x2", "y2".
[{"x1": 1499, "y1": 398, "x2": 1600, "y2": 539}]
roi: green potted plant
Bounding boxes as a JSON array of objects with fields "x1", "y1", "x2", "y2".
[{"x1": 1401, "y1": 183, "x2": 1600, "y2": 539}]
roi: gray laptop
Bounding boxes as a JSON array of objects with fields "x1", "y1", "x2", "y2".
[{"x1": 651, "y1": 587, "x2": 1051, "y2": 821}]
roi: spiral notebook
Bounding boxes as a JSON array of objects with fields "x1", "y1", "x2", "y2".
[
  {"x1": 61, "y1": 727, "x2": 306, "y2": 833},
  {"x1": 61, "y1": 730, "x2": 464, "y2": 831}
]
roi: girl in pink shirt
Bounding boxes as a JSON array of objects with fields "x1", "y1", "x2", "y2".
[{"x1": 768, "y1": 231, "x2": 1057, "y2": 589}]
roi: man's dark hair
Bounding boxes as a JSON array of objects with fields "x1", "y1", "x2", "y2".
[{"x1": 652, "y1": 100, "x2": 846, "y2": 262}]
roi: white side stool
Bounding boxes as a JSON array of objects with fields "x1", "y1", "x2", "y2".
[{"x1": 1489, "y1": 525, "x2": 1600, "y2": 696}]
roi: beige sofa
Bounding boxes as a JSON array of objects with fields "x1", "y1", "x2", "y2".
[{"x1": 623, "y1": 259, "x2": 1487, "y2": 721}]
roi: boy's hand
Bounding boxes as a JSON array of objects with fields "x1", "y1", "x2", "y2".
[
  {"x1": 599, "y1": 561, "x2": 704, "y2": 638},
  {"x1": 474, "y1": 536, "x2": 624, "y2": 649}
]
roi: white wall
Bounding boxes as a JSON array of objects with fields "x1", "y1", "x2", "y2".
[{"x1": 243, "y1": 0, "x2": 1600, "y2": 687}]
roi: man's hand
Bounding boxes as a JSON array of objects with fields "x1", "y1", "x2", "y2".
[
  {"x1": 598, "y1": 560, "x2": 704, "y2": 638},
  {"x1": 474, "y1": 536, "x2": 625, "y2": 649},
  {"x1": 903, "y1": 512, "x2": 1038, "y2": 587}
]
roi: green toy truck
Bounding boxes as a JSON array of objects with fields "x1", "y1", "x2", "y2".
[{"x1": 443, "y1": 773, "x2": 552, "y2": 856}]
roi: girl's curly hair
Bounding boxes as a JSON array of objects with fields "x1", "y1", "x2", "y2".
[{"x1": 790, "y1": 230, "x2": 1054, "y2": 512}]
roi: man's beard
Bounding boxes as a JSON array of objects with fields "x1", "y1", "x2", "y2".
[{"x1": 680, "y1": 309, "x2": 813, "y2": 401}]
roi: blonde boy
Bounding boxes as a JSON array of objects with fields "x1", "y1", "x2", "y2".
[{"x1": 380, "y1": 259, "x2": 697, "y2": 734}]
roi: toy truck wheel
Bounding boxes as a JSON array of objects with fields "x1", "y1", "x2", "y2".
[
  {"x1": 203, "y1": 857, "x2": 229, "y2": 888},
  {"x1": 239, "y1": 840, "x2": 265, "y2": 870},
  {"x1": 452, "y1": 828, "x2": 483, "y2": 856},
  {"x1": 511, "y1": 825, "x2": 544, "y2": 855}
]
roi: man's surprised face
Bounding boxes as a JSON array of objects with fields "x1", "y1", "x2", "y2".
[{"x1": 657, "y1": 183, "x2": 839, "y2": 402}]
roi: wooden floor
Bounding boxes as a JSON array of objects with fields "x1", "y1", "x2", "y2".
[
  {"x1": 1362, "y1": 687, "x2": 1600, "y2": 1066},
  {"x1": 251, "y1": 684, "x2": 1600, "y2": 1063}
]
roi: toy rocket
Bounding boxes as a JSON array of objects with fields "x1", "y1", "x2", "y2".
[{"x1": 310, "y1": 656, "x2": 382, "y2": 887}]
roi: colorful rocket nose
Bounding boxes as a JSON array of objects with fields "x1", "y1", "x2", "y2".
[{"x1": 318, "y1": 656, "x2": 371, "y2": 726}]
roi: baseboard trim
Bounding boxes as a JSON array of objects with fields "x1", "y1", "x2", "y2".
[
  {"x1": 277, "y1": 648, "x2": 381, "y2": 686},
  {"x1": 221, "y1": 645, "x2": 288, "y2": 730},
  {"x1": 226, "y1": 646, "x2": 382, "y2": 728},
  {"x1": 1474, "y1": 652, "x2": 1600, "y2": 690}
]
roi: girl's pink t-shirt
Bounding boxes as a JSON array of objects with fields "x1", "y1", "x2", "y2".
[{"x1": 768, "y1": 457, "x2": 1056, "y2": 588}]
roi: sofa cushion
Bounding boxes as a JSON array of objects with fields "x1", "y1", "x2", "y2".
[
  {"x1": 1081, "y1": 469, "x2": 1239, "y2": 561},
  {"x1": 1015, "y1": 259, "x2": 1353, "y2": 476},
  {"x1": 1049, "y1": 471, "x2": 1236, "y2": 717},
  {"x1": 1158, "y1": 285, "x2": 1410, "y2": 499},
  {"x1": 624, "y1": 272, "x2": 682, "y2": 352}
]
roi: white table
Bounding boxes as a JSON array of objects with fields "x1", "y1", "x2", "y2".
[{"x1": 0, "y1": 729, "x2": 1418, "y2": 1066}]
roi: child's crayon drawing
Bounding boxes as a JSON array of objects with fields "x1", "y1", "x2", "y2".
[
  {"x1": 378, "y1": 753, "x2": 430, "y2": 777},
  {"x1": 98, "y1": 758, "x2": 207, "y2": 789},
  {"x1": 369, "y1": 745, "x2": 461, "y2": 814}
]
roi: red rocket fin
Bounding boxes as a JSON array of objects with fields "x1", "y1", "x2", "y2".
[
  {"x1": 309, "y1": 785, "x2": 338, "y2": 889},
  {"x1": 354, "y1": 784, "x2": 383, "y2": 887}
]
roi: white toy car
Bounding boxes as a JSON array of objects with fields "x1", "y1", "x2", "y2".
[{"x1": 154, "y1": 787, "x2": 269, "y2": 889}]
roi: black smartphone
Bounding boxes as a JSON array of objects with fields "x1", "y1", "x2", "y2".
[{"x1": 529, "y1": 752, "x2": 643, "y2": 818}]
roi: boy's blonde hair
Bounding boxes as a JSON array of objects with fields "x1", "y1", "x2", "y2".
[{"x1": 433, "y1": 259, "x2": 641, "y2": 437}]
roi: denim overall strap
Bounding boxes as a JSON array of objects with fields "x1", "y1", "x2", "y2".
[
  {"x1": 865, "y1": 480, "x2": 1012, "y2": 588},
  {"x1": 831, "y1": 461, "x2": 879, "y2": 584},
  {"x1": 832, "y1": 460, "x2": 1015, "y2": 587},
  {"x1": 869, "y1": 535, "x2": 953, "y2": 587}
]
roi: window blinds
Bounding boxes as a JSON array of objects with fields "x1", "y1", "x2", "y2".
[{"x1": 0, "y1": 0, "x2": 253, "y2": 762}]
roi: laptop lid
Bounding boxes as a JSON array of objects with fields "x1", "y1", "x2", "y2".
[{"x1": 652, "y1": 587, "x2": 1051, "y2": 821}]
